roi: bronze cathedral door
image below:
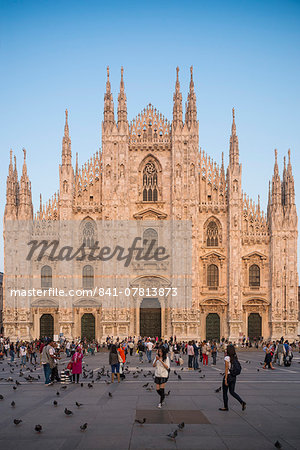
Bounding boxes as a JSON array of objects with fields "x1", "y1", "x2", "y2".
[{"x1": 140, "y1": 298, "x2": 161, "y2": 338}]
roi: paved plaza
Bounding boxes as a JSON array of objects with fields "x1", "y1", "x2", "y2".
[{"x1": 0, "y1": 350, "x2": 299, "y2": 450}]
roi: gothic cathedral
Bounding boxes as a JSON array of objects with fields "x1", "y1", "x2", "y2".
[{"x1": 3, "y1": 67, "x2": 299, "y2": 342}]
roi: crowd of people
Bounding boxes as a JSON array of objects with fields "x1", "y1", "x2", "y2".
[{"x1": 0, "y1": 334, "x2": 298, "y2": 410}]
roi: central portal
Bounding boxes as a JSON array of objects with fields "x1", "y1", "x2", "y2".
[{"x1": 140, "y1": 298, "x2": 161, "y2": 338}]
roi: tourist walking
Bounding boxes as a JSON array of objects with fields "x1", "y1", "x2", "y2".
[
  {"x1": 117, "y1": 343, "x2": 126, "y2": 379},
  {"x1": 263, "y1": 342, "x2": 275, "y2": 370},
  {"x1": 187, "y1": 341, "x2": 194, "y2": 370},
  {"x1": 211, "y1": 341, "x2": 217, "y2": 365},
  {"x1": 109, "y1": 344, "x2": 120, "y2": 383},
  {"x1": 153, "y1": 346, "x2": 170, "y2": 408},
  {"x1": 202, "y1": 341, "x2": 209, "y2": 366},
  {"x1": 146, "y1": 339, "x2": 154, "y2": 363},
  {"x1": 41, "y1": 339, "x2": 54, "y2": 385},
  {"x1": 9, "y1": 343, "x2": 15, "y2": 363},
  {"x1": 219, "y1": 344, "x2": 246, "y2": 411},
  {"x1": 71, "y1": 346, "x2": 83, "y2": 383},
  {"x1": 276, "y1": 339, "x2": 286, "y2": 366},
  {"x1": 137, "y1": 340, "x2": 144, "y2": 363},
  {"x1": 128, "y1": 340, "x2": 134, "y2": 356},
  {"x1": 20, "y1": 343, "x2": 27, "y2": 368}
]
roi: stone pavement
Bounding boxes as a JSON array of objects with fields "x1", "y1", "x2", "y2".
[{"x1": 0, "y1": 350, "x2": 299, "y2": 449}]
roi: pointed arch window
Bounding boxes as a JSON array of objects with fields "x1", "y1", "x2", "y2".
[
  {"x1": 41, "y1": 265, "x2": 52, "y2": 289},
  {"x1": 207, "y1": 264, "x2": 219, "y2": 290},
  {"x1": 249, "y1": 264, "x2": 260, "y2": 287},
  {"x1": 82, "y1": 219, "x2": 96, "y2": 248},
  {"x1": 207, "y1": 221, "x2": 219, "y2": 247},
  {"x1": 83, "y1": 265, "x2": 94, "y2": 288},
  {"x1": 143, "y1": 161, "x2": 158, "y2": 202}
]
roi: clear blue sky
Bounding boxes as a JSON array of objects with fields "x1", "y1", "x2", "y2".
[{"x1": 0, "y1": 0, "x2": 299, "y2": 271}]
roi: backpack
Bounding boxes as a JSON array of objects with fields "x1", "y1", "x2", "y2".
[{"x1": 230, "y1": 357, "x2": 242, "y2": 376}]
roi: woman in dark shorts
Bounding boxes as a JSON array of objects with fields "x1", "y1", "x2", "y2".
[
  {"x1": 109, "y1": 344, "x2": 120, "y2": 383},
  {"x1": 153, "y1": 346, "x2": 170, "y2": 408}
]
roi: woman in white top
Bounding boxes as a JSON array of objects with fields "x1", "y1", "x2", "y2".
[
  {"x1": 219, "y1": 344, "x2": 246, "y2": 412},
  {"x1": 153, "y1": 346, "x2": 170, "y2": 408}
]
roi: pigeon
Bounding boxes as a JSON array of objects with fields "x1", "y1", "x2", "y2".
[
  {"x1": 200, "y1": 375, "x2": 205, "y2": 379},
  {"x1": 13, "y1": 419, "x2": 22, "y2": 425},
  {"x1": 13, "y1": 386, "x2": 17, "y2": 391},
  {"x1": 167, "y1": 430, "x2": 178, "y2": 440},
  {"x1": 257, "y1": 369, "x2": 260, "y2": 372},
  {"x1": 198, "y1": 369, "x2": 202, "y2": 373},
  {"x1": 87, "y1": 383, "x2": 93, "y2": 388},
  {"x1": 143, "y1": 383, "x2": 149, "y2": 388},
  {"x1": 133, "y1": 375, "x2": 139, "y2": 378},
  {"x1": 215, "y1": 387, "x2": 222, "y2": 393},
  {"x1": 135, "y1": 418, "x2": 146, "y2": 424},
  {"x1": 11, "y1": 401, "x2": 16, "y2": 407},
  {"x1": 80, "y1": 423, "x2": 88, "y2": 431},
  {"x1": 146, "y1": 386, "x2": 153, "y2": 391},
  {"x1": 53, "y1": 400, "x2": 58, "y2": 406},
  {"x1": 76, "y1": 402, "x2": 83, "y2": 408},
  {"x1": 274, "y1": 441, "x2": 282, "y2": 449},
  {"x1": 35, "y1": 424, "x2": 42, "y2": 433},
  {"x1": 174, "y1": 370, "x2": 177, "y2": 375},
  {"x1": 56, "y1": 391, "x2": 60, "y2": 396},
  {"x1": 61, "y1": 385, "x2": 67, "y2": 390},
  {"x1": 16, "y1": 380, "x2": 21, "y2": 386},
  {"x1": 64, "y1": 408, "x2": 73, "y2": 416},
  {"x1": 165, "y1": 390, "x2": 171, "y2": 396},
  {"x1": 105, "y1": 380, "x2": 111, "y2": 385},
  {"x1": 177, "y1": 422, "x2": 185, "y2": 430},
  {"x1": 180, "y1": 367, "x2": 184, "y2": 371},
  {"x1": 177, "y1": 375, "x2": 182, "y2": 380},
  {"x1": 0, "y1": 394, "x2": 4, "y2": 400},
  {"x1": 108, "y1": 392, "x2": 113, "y2": 398}
]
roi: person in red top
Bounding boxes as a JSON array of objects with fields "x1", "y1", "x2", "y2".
[{"x1": 117, "y1": 344, "x2": 126, "y2": 380}]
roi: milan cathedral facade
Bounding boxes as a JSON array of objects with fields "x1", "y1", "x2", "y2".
[{"x1": 3, "y1": 67, "x2": 299, "y2": 342}]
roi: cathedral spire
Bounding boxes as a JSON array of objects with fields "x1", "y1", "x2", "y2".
[
  {"x1": 271, "y1": 149, "x2": 281, "y2": 208},
  {"x1": 5, "y1": 150, "x2": 18, "y2": 219},
  {"x1": 117, "y1": 66, "x2": 128, "y2": 128},
  {"x1": 229, "y1": 107, "x2": 239, "y2": 167},
  {"x1": 286, "y1": 149, "x2": 295, "y2": 206},
  {"x1": 75, "y1": 152, "x2": 78, "y2": 177},
  {"x1": 18, "y1": 148, "x2": 33, "y2": 219},
  {"x1": 64, "y1": 108, "x2": 69, "y2": 137},
  {"x1": 185, "y1": 66, "x2": 197, "y2": 128},
  {"x1": 62, "y1": 109, "x2": 72, "y2": 166},
  {"x1": 172, "y1": 66, "x2": 183, "y2": 128},
  {"x1": 103, "y1": 66, "x2": 115, "y2": 130}
]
